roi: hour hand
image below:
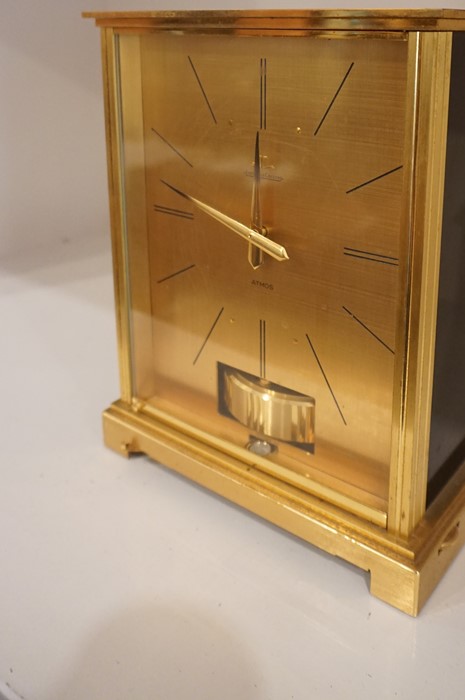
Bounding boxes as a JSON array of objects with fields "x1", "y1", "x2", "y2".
[
  {"x1": 249, "y1": 131, "x2": 265, "y2": 269},
  {"x1": 161, "y1": 180, "x2": 289, "y2": 263}
]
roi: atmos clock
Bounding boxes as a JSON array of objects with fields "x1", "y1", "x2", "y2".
[{"x1": 85, "y1": 9, "x2": 465, "y2": 614}]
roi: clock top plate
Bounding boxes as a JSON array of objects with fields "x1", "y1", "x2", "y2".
[{"x1": 83, "y1": 9, "x2": 465, "y2": 32}]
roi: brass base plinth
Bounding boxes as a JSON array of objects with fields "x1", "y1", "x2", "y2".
[{"x1": 103, "y1": 399, "x2": 465, "y2": 616}]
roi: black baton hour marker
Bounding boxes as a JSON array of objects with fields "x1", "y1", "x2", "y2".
[
  {"x1": 346, "y1": 165, "x2": 403, "y2": 194},
  {"x1": 157, "y1": 264, "x2": 196, "y2": 284},
  {"x1": 306, "y1": 333, "x2": 347, "y2": 425},
  {"x1": 188, "y1": 55, "x2": 217, "y2": 124},
  {"x1": 151, "y1": 127, "x2": 194, "y2": 168},
  {"x1": 260, "y1": 58, "x2": 267, "y2": 130},
  {"x1": 154, "y1": 204, "x2": 194, "y2": 220},
  {"x1": 193, "y1": 307, "x2": 225, "y2": 365},
  {"x1": 342, "y1": 306, "x2": 394, "y2": 354},
  {"x1": 260, "y1": 319, "x2": 266, "y2": 378},
  {"x1": 343, "y1": 247, "x2": 399, "y2": 267},
  {"x1": 314, "y1": 62, "x2": 354, "y2": 136}
]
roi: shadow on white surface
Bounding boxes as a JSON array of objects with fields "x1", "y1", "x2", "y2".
[
  {"x1": 0, "y1": 231, "x2": 109, "y2": 275},
  {"x1": 0, "y1": 234, "x2": 113, "y2": 308},
  {"x1": 0, "y1": 681, "x2": 25, "y2": 700},
  {"x1": 46, "y1": 601, "x2": 264, "y2": 700}
]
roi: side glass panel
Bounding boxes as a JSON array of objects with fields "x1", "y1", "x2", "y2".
[{"x1": 428, "y1": 32, "x2": 465, "y2": 503}]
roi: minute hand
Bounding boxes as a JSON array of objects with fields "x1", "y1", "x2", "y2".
[{"x1": 161, "y1": 180, "x2": 289, "y2": 263}]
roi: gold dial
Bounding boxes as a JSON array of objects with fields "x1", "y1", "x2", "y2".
[{"x1": 119, "y1": 30, "x2": 408, "y2": 521}]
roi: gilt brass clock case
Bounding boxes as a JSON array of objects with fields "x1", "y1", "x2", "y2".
[{"x1": 85, "y1": 10, "x2": 465, "y2": 615}]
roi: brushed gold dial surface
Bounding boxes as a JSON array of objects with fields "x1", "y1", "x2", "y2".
[{"x1": 119, "y1": 30, "x2": 408, "y2": 519}]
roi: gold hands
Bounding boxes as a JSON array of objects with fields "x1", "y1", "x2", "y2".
[
  {"x1": 161, "y1": 179, "x2": 289, "y2": 263},
  {"x1": 249, "y1": 131, "x2": 266, "y2": 269}
]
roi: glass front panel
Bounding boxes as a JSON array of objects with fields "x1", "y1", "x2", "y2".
[{"x1": 117, "y1": 30, "x2": 409, "y2": 520}]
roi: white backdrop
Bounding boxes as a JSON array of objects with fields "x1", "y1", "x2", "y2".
[{"x1": 2, "y1": 0, "x2": 465, "y2": 259}]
